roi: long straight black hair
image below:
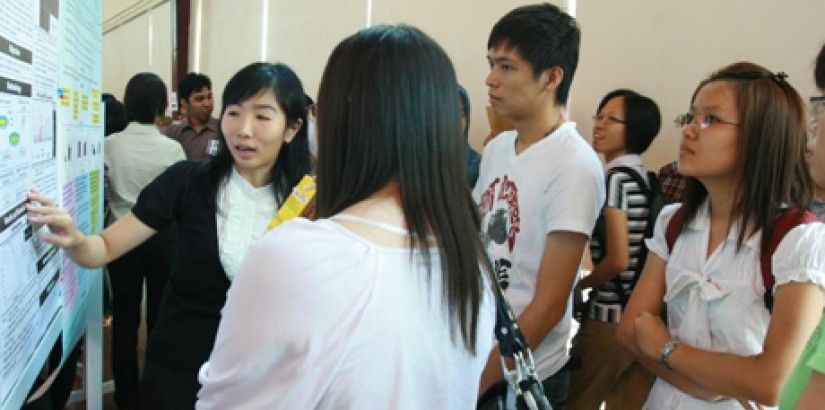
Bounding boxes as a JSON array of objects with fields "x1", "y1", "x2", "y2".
[
  {"x1": 206, "y1": 62, "x2": 311, "y2": 205},
  {"x1": 315, "y1": 25, "x2": 493, "y2": 353}
]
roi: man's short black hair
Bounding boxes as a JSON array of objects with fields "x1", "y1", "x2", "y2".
[
  {"x1": 488, "y1": 3, "x2": 580, "y2": 105},
  {"x1": 178, "y1": 72, "x2": 212, "y2": 102}
]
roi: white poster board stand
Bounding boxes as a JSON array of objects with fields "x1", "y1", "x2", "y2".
[{"x1": 0, "y1": 0, "x2": 103, "y2": 408}]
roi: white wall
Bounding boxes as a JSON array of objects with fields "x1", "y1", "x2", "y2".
[
  {"x1": 573, "y1": 0, "x2": 825, "y2": 170},
  {"x1": 192, "y1": 0, "x2": 563, "y2": 147},
  {"x1": 103, "y1": 0, "x2": 825, "y2": 171},
  {"x1": 371, "y1": 0, "x2": 574, "y2": 152},
  {"x1": 102, "y1": 1, "x2": 172, "y2": 101},
  {"x1": 267, "y1": 0, "x2": 367, "y2": 98},
  {"x1": 195, "y1": 0, "x2": 368, "y2": 113}
]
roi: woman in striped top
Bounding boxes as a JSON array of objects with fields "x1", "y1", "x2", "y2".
[{"x1": 569, "y1": 89, "x2": 662, "y2": 410}]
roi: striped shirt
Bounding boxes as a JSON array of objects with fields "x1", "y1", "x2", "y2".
[{"x1": 589, "y1": 166, "x2": 651, "y2": 322}]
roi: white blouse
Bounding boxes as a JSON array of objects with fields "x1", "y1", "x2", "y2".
[
  {"x1": 216, "y1": 168, "x2": 279, "y2": 280},
  {"x1": 197, "y1": 216, "x2": 495, "y2": 409},
  {"x1": 642, "y1": 202, "x2": 825, "y2": 410},
  {"x1": 105, "y1": 122, "x2": 186, "y2": 220}
]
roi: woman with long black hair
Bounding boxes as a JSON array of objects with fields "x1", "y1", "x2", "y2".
[
  {"x1": 27, "y1": 62, "x2": 311, "y2": 408},
  {"x1": 196, "y1": 25, "x2": 495, "y2": 409}
]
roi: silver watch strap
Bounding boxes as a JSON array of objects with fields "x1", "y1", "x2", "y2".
[{"x1": 661, "y1": 339, "x2": 681, "y2": 370}]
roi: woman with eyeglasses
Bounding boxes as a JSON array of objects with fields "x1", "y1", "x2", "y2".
[
  {"x1": 779, "y1": 43, "x2": 825, "y2": 410},
  {"x1": 616, "y1": 62, "x2": 825, "y2": 409},
  {"x1": 568, "y1": 89, "x2": 661, "y2": 410}
]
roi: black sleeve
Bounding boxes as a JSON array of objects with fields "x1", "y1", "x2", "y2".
[{"x1": 132, "y1": 160, "x2": 198, "y2": 230}]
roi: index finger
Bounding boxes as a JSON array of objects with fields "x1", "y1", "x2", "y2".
[{"x1": 27, "y1": 191, "x2": 54, "y2": 207}]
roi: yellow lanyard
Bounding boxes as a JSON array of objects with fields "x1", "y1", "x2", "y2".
[{"x1": 267, "y1": 175, "x2": 317, "y2": 230}]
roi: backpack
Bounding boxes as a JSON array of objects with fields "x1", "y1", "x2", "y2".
[
  {"x1": 590, "y1": 166, "x2": 673, "y2": 305},
  {"x1": 664, "y1": 207, "x2": 819, "y2": 312}
]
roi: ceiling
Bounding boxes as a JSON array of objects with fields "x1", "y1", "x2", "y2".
[{"x1": 103, "y1": 0, "x2": 169, "y2": 33}]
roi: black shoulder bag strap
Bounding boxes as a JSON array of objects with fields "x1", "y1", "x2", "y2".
[
  {"x1": 489, "y1": 277, "x2": 554, "y2": 410},
  {"x1": 607, "y1": 166, "x2": 651, "y2": 307}
]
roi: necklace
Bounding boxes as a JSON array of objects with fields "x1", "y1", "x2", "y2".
[
  {"x1": 515, "y1": 113, "x2": 565, "y2": 153},
  {"x1": 544, "y1": 113, "x2": 566, "y2": 138}
]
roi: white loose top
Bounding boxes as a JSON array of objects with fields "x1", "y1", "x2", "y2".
[
  {"x1": 643, "y1": 202, "x2": 825, "y2": 410},
  {"x1": 196, "y1": 216, "x2": 496, "y2": 410},
  {"x1": 104, "y1": 122, "x2": 186, "y2": 220}
]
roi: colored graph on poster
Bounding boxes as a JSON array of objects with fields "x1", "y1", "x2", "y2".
[
  {"x1": 57, "y1": 0, "x2": 103, "y2": 356},
  {"x1": 0, "y1": 0, "x2": 102, "y2": 409}
]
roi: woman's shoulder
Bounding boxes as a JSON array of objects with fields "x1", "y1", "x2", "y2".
[
  {"x1": 605, "y1": 168, "x2": 642, "y2": 190},
  {"x1": 777, "y1": 217, "x2": 825, "y2": 244},
  {"x1": 654, "y1": 202, "x2": 684, "y2": 227},
  {"x1": 235, "y1": 218, "x2": 376, "y2": 291},
  {"x1": 162, "y1": 159, "x2": 206, "y2": 176},
  {"x1": 773, "y1": 220, "x2": 825, "y2": 288},
  {"x1": 155, "y1": 160, "x2": 211, "y2": 187},
  {"x1": 139, "y1": 160, "x2": 211, "y2": 206},
  {"x1": 253, "y1": 218, "x2": 368, "y2": 264}
]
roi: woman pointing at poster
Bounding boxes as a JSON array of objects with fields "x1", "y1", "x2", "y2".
[{"x1": 26, "y1": 61, "x2": 312, "y2": 409}]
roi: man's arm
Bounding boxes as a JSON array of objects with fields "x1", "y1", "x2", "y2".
[
  {"x1": 162, "y1": 123, "x2": 183, "y2": 141},
  {"x1": 479, "y1": 230, "x2": 586, "y2": 393}
]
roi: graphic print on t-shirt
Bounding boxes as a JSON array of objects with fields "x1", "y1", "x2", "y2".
[{"x1": 478, "y1": 175, "x2": 520, "y2": 290}]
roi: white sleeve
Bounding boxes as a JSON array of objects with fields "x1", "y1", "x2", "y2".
[
  {"x1": 473, "y1": 133, "x2": 510, "y2": 199},
  {"x1": 195, "y1": 234, "x2": 308, "y2": 410},
  {"x1": 772, "y1": 222, "x2": 825, "y2": 292},
  {"x1": 196, "y1": 220, "x2": 360, "y2": 410},
  {"x1": 644, "y1": 203, "x2": 683, "y2": 262},
  {"x1": 543, "y1": 156, "x2": 605, "y2": 236},
  {"x1": 171, "y1": 141, "x2": 186, "y2": 163}
]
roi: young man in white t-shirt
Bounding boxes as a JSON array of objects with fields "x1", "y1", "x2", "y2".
[{"x1": 473, "y1": 4, "x2": 605, "y2": 408}]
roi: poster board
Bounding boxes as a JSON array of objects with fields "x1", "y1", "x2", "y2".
[{"x1": 0, "y1": 0, "x2": 103, "y2": 408}]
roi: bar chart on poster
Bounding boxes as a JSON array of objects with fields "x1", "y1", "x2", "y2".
[{"x1": 0, "y1": 0, "x2": 102, "y2": 409}]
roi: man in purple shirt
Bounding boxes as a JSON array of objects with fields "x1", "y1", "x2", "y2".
[{"x1": 164, "y1": 73, "x2": 219, "y2": 160}]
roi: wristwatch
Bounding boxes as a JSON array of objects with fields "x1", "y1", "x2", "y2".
[{"x1": 661, "y1": 340, "x2": 681, "y2": 370}]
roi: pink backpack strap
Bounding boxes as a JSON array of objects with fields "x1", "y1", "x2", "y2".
[{"x1": 761, "y1": 209, "x2": 819, "y2": 310}]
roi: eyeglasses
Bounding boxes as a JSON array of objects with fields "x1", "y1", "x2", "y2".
[
  {"x1": 592, "y1": 114, "x2": 626, "y2": 124},
  {"x1": 674, "y1": 112, "x2": 738, "y2": 129}
]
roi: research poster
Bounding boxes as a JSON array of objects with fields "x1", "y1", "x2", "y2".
[
  {"x1": 57, "y1": 0, "x2": 103, "y2": 355},
  {"x1": 0, "y1": 0, "x2": 62, "y2": 407},
  {"x1": 0, "y1": 0, "x2": 101, "y2": 407}
]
